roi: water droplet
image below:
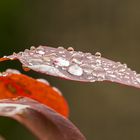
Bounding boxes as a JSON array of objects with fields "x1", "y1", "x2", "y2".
[
  {"x1": 67, "y1": 47, "x2": 74, "y2": 51},
  {"x1": 95, "y1": 52, "x2": 101, "y2": 58},
  {"x1": 123, "y1": 63, "x2": 127, "y2": 68},
  {"x1": 37, "y1": 78, "x2": 50, "y2": 85},
  {"x1": 95, "y1": 59, "x2": 102, "y2": 66},
  {"x1": 37, "y1": 50, "x2": 45, "y2": 55},
  {"x1": 52, "y1": 87, "x2": 62, "y2": 95},
  {"x1": 117, "y1": 65, "x2": 126, "y2": 72},
  {"x1": 92, "y1": 67, "x2": 105, "y2": 81},
  {"x1": 53, "y1": 57, "x2": 70, "y2": 67},
  {"x1": 18, "y1": 52, "x2": 23, "y2": 56},
  {"x1": 72, "y1": 58, "x2": 82, "y2": 64},
  {"x1": 43, "y1": 56, "x2": 51, "y2": 62},
  {"x1": 12, "y1": 52, "x2": 17, "y2": 55},
  {"x1": 136, "y1": 74, "x2": 140, "y2": 83},
  {"x1": 83, "y1": 68, "x2": 93, "y2": 74},
  {"x1": 58, "y1": 46, "x2": 64, "y2": 49},
  {"x1": 28, "y1": 59, "x2": 43, "y2": 65},
  {"x1": 24, "y1": 49, "x2": 29, "y2": 53},
  {"x1": 30, "y1": 46, "x2": 36, "y2": 50},
  {"x1": 22, "y1": 65, "x2": 31, "y2": 71},
  {"x1": 68, "y1": 64, "x2": 83, "y2": 76},
  {"x1": 5, "y1": 69, "x2": 21, "y2": 74}
]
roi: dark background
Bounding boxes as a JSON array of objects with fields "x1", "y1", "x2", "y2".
[{"x1": 0, "y1": 1, "x2": 140, "y2": 140}]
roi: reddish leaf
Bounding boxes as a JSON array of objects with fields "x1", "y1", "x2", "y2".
[
  {"x1": 1, "y1": 46, "x2": 140, "y2": 88},
  {"x1": 0, "y1": 72, "x2": 69, "y2": 117},
  {"x1": 0, "y1": 97, "x2": 86, "y2": 140}
]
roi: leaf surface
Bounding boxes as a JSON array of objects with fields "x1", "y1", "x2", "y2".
[{"x1": 1, "y1": 46, "x2": 140, "y2": 88}]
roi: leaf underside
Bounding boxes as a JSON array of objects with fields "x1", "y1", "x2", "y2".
[{"x1": 0, "y1": 97, "x2": 86, "y2": 140}]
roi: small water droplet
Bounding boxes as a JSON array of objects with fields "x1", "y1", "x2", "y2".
[
  {"x1": 22, "y1": 65, "x2": 31, "y2": 71},
  {"x1": 123, "y1": 63, "x2": 127, "y2": 68},
  {"x1": 58, "y1": 46, "x2": 64, "y2": 49},
  {"x1": 52, "y1": 87, "x2": 62, "y2": 95},
  {"x1": 95, "y1": 52, "x2": 101, "y2": 58},
  {"x1": 30, "y1": 46, "x2": 36, "y2": 50},
  {"x1": 117, "y1": 65, "x2": 126, "y2": 72},
  {"x1": 12, "y1": 52, "x2": 17, "y2": 55},
  {"x1": 18, "y1": 52, "x2": 23, "y2": 56},
  {"x1": 5, "y1": 69, "x2": 21, "y2": 74},
  {"x1": 29, "y1": 59, "x2": 43, "y2": 65},
  {"x1": 68, "y1": 64, "x2": 83, "y2": 76},
  {"x1": 95, "y1": 59, "x2": 102, "y2": 66},
  {"x1": 43, "y1": 56, "x2": 51, "y2": 62},
  {"x1": 67, "y1": 47, "x2": 74, "y2": 51},
  {"x1": 24, "y1": 49, "x2": 29, "y2": 52},
  {"x1": 83, "y1": 68, "x2": 93, "y2": 74},
  {"x1": 37, "y1": 78, "x2": 50, "y2": 85},
  {"x1": 136, "y1": 74, "x2": 140, "y2": 83},
  {"x1": 92, "y1": 67, "x2": 105, "y2": 81},
  {"x1": 37, "y1": 50, "x2": 45, "y2": 55},
  {"x1": 72, "y1": 58, "x2": 82, "y2": 64}
]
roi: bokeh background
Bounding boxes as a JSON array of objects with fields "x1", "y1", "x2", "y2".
[{"x1": 0, "y1": 1, "x2": 140, "y2": 140}]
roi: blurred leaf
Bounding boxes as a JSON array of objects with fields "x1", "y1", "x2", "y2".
[{"x1": 0, "y1": 97, "x2": 86, "y2": 140}]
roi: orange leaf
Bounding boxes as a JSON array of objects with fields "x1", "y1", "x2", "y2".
[{"x1": 0, "y1": 73, "x2": 69, "y2": 117}]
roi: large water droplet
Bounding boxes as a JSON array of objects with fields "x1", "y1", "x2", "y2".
[
  {"x1": 68, "y1": 64, "x2": 83, "y2": 76},
  {"x1": 53, "y1": 57, "x2": 70, "y2": 67}
]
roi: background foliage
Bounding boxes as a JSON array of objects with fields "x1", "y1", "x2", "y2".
[{"x1": 0, "y1": 1, "x2": 140, "y2": 140}]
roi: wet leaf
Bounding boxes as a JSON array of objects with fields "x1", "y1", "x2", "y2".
[
  {"x1": 0, "y1": 97, "x2": 86, "y2": 140},
  {"x1": 1, "y1": 46, "x2": 140, "y2": 88}
]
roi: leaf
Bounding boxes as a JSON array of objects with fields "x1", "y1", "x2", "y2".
[
  {"x1": 0, "y1": 97, "x2": 86, "y2": 140},
  {"x1": 1, "y1": 46, "x2": 140, "y2": 88},
  {"x1": 0, "y1": 69, "x2": 69, "y2": 117}
]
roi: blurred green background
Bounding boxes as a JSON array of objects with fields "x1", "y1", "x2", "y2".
[{"x1": 0, "y1": 0, "x2": 140, "y2": 140}]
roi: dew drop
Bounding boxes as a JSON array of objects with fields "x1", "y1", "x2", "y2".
[
  {"x1": 53, "y1": 57, "x2": 70, "y2": 67},
  {"x1": 72, "y1": 58, "x2": 82, "y2": 64},
  {"x1": 37, "y1": 50, "x2": 45, "y2": 55},
  {"x1": 83, "y1": 68, "x2": 93, "y2": 74},
  {"x1": 28, "y1": 59, "x2": 43, "y2": 65},
  {"x1": 37, "y1": 78, "x2": 50, "y2": 85},
  {"x1": 92, "y1": 67, "x2": 105, "y2": 81},
  {"x1": 30, "y1": 46, "x2": 36, "y2": 50},
  {"x1": 67, "y1": 47, "x2": 74, "y2": 51},
  {"x1": 95, "y1": 52, "x2": 101, "y2": 58},
  {"x1": 5, "y1": 69, "x2": 21, "y2": 74},
  {"x1": 58, "y1": 46, "x2": 64, "y2": 49},
  {"x1": 43, "y1": 56, "x2": 51, "y2": 62},
  {"x1": 123, "y1": 63, "x2": 127, "y2": 68},
  {"x1": 52, "y1": 87, "x2": 62, "y2": 96},
  {"x1": 136, "y1": 74, "x2": 140, "y2": 83},
  {"x1": 24, "y1": 49, "x2": 29, "y2": 53},
  {"x1": 68, "y1": 64, "x2": 83, "y2": 76},
  {"x1": 22, "y1": 65, "x2": 31, "y2": 71}
]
